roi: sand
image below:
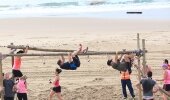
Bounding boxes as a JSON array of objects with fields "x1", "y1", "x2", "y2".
[{"x1": 0, "y1": 17, "x2": 170, "y2": 100}]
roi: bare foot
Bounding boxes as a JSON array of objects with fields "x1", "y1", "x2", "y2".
[
  {"x1": 83, "y1": 47, "x2": 88, "y2": 53},
  {"x1": 79, "y1": 44, "x2": 82, "y2": 51}
]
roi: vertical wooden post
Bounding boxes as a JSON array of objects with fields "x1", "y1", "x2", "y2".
[
  {"x1": 142, "y1": 39, "x2": 146, "y2": 76},
  {"x1": 10, "y1": 43, "x2": 14, "y2": 67},
  {"x1": 137, "y1": 33, "x2": 142, "y2": 100},
  {"x1": 0, "y1": 52, "x2": 4, "y2": 100}
]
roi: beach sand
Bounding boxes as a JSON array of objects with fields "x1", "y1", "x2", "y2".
[{"x1": 0, "y1": 17, "x2": 170, "y2": 100}]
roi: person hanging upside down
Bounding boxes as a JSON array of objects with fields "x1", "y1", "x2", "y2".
[
  {"x1": 57, "y1": 44, "x2": 88, "y2": 70},
  {"x1": 107, "y1": 51, "x2": 134, "y2": 72}
]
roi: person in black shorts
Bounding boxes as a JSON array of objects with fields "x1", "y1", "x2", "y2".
[
  {"x1": 162, "y1": 65, "x2": 170, "y2": 100},
  {"x1": 49, "y1": 68, "x2": 62, "y2": 100},
  {"x1": 12, "y1": 46, "x2": 28, "y2": 80},
  {"x1": 57, "y1": 44, "x2": 88, "y2": 70}
]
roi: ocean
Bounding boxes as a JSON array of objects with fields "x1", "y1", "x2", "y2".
[{"x1": 0, "y1": 0, "x2": 170, "y2": 19}]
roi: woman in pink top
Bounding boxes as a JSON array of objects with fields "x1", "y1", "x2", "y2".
[
  {"x1": 49, "y1": 68, "x2": 62, "y2": 100},
  {"x1": 12, "y1": 46, "x2": 28, "y2": 78},
  {"x1": 16, "y1": 75, "x2": 28, "y2": 100},
  {"x1": 163, "y1": 66, "x2": 170, "y2": 100}
]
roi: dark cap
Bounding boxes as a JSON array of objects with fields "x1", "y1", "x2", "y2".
[
  {"x1": 57, "y1": 60, "x2": 62, "y2": 66},
  {"x1": 56, "y1": 68, "x2": 62, "y2": 74},
  {"x1": 17, "y1": 50, "x2": 24, "y2": 54}
]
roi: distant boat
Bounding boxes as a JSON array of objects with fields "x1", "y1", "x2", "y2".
[{"x1": 126, "y1": 11, "x2": 142, "y2": 14}]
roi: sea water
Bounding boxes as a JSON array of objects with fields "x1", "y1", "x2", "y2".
[{"x1": 0, "y1": 0, "x2": 170, "y2": 19}]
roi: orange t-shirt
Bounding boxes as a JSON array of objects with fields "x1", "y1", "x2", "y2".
[
  {"x1": 121, "y1": 70, "x2": 130, "y2": 80},
  {"x1": 12, "y1": 57, "x2": 21, "y2": 70}
]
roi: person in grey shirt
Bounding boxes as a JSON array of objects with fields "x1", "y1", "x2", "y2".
[
  {"x1": 136, "y1": 71, "x2": 159, "y2": 100},
  {"x1": 3, "y1": 72, "x2": 15, "y2": 100},
  {"x1": 107, "y1": 52, "x2": 134, "y2": 72}
]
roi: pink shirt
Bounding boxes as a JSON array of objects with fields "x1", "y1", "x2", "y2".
[
  {"x1": 12, "y1": 57, "x2": 21, "y2": 70},
  {"x1": 17, "y1": 79, "x2": 27, "y2": 93},
  {"x1": 54, "y1": 80, "x2": 59, "y2": 87},
  {"x1": 164, "y1": 70, "x2": 170, "y2": 84}
]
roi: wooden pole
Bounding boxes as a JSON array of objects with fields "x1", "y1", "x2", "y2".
[
  {"x1": 7, "y1": 45, "x2": 96, "y2": 53},
  {"x1": 142, "y1": 39, "x2": 147, "y2": 76},
  {"x1": 159, "y1": 87, "x2": 170, "y2": 97},
  {"x1": 137, "y1": 33, "x2": 142, "y2": 100},
  {"x1": 10, "y1": 43, "x2": 14, "y2": 67},
  {"x1": 0, "y1": 52, "x2": 4, "y2": 100},
  {"x1": 3, "y1": 50, "x2": 147, "y2": 57}
]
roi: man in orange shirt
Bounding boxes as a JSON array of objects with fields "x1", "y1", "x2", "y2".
[{"x1": 120, "y1": 54, "x2": 135, "y2": 99}]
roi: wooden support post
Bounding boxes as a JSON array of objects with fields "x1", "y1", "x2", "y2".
[
  {"x1": 137, "y1": 33, "x2": 142, "y2": 100},
  {"x1": 10, "y1": 43, "x2": 14, "y2": 67},
  {"x1": 142, "y1": 39, "x2": 147, "y2": 76},
  {"x1": 0, "y1": 52, "x2": 4, "y2": 100}
]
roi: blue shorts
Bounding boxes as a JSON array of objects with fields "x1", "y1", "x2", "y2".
[{"x1": 70, "y1": 62, "x2": 77, "y2": 70}]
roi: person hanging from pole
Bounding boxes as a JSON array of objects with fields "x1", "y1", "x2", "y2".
[
  {"x1": 12, "y1": 46, "x2": 29, "y2": 80},
  {"x1": 57, "y1": 44, "x2": 88, "y2": 70},
  {"x1": 107, "y1": 50, "x2": 134, "y2": 72}
]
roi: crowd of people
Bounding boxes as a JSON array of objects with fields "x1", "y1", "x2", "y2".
[
  {"x1": 107, "y1": 51, "x2": 170, "y2": 100},
  {"x1": 0, "y1": 45, "x2": 170, "y2": 100}
]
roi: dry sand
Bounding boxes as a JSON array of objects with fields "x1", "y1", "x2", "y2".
[{"x1": 0, "y1": 17, "x2": 170, "y2": 100}]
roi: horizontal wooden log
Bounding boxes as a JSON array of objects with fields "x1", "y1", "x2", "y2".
[
  {"x1": 2, "y1": 49, "x2": 16, "y2": 60},
  {"x1": 7, "y1": 45, "x2": 81, "y2": 52},
  {"x1": 3, "y1": 50, "x2": 147, "y2": 57}
]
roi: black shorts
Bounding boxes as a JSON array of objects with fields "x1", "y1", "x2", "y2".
[
  {"x1": 17, "y1": 93, "x2": 27, "y2": 100},
  {"x1": 73, "y1": 55, "x2": 80, "y2": 67},
  {"x1": 12, "y1": 70, "x2": 23, "y2": 77},
  {"x1": 52, "y1": 86, "x2": 61, "y2": 93},
  {"x1": 4, "y1": 96, "x2": 14, "y2": 100},
  {"x1": 163, "y1": 84, "x2": 170, "y2": 91}
]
